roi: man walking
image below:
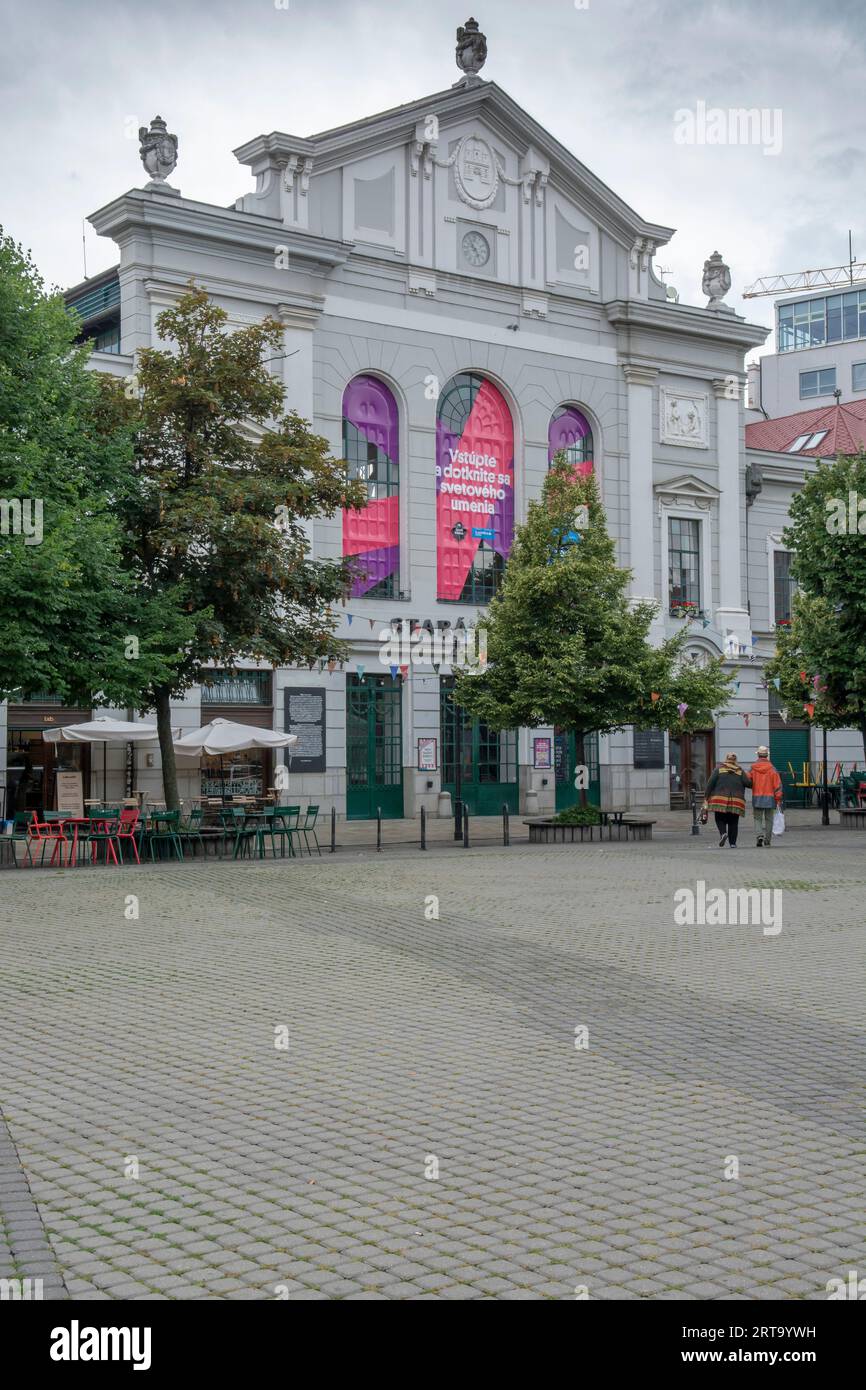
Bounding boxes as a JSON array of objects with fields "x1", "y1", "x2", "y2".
[{"x1": 749, "y1": 745, "x2": 783, "y2": 847}]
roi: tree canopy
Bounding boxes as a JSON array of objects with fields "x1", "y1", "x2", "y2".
[
  {"x1": 108, "y1": 284, "x2": 365, "y2": 806},
  {"x1": 765, "y1": 451, "x2": 866, "y2": 753},
  {"x1": 0, "y1": 230, "x2": 174, "y2": 707},
  {"x1": 453, "y1": 458, "x2": 733, "y2": 758}
]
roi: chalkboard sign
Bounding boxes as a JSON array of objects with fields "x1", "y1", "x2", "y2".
[
  {"x1": 284, "y1": 688, "x2": 327, "y2": 773},
  {"x1": 634, "y1": 727, "x2": 665, "y2": 769}
]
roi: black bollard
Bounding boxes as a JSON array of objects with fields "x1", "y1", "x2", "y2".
[
  {"x1": 376, "y1": 807, "x2": 382, "y2": 852},
  {"x1": 462, "y1": 803, "x2": 469, "y2": 848},
  {"x1": 503, "y1": 802, "x2": 510, "y2": 846},
  {"x1": 690, "y1": 791, "x2": 700, "y2": 836},
  {"x1": 330, "y1": 805, "x2": 336, "y2": 853},
  {"x1": 420, "y1": 804, "x2": 427, "y2": 851}
]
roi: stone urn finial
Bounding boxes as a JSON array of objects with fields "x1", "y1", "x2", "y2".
[
  {"x1": 138, "y1": 115, "x2": 179, "y2": 193},
  {"x1": 455, "y1": 17, "x2": 487, "y2": 86},
  {"x1": 702, "y1": 250, "x2": 732, "y2": 310}
]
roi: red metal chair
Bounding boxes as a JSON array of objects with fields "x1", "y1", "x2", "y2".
[
  {"x1": 28, "y1": 817, "x2": 69, "y2": 868},
  {"x1": 113, "y1": 808, "x2": 141, "y2": 865}
]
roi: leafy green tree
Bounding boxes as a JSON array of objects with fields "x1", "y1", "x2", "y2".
[
  {"x1": 765, "y1": 452, "x2": 866, "y2": 754},
  {"x1": 0, "y1": 230, "x2": 176, "y2": 706},
  {"x1": 111, "y1": 285, "x2": 365, "y2": 809},
  {"x1": 453, "y1": 458, "x2": 733, "y2": 798}
]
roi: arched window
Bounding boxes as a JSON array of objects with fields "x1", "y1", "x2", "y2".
[
  {"x1": 548, "y1": 405, "x2": 593, "y2": 474},
  {"x1": 342, "y1": 375, "x2": 399, "y2": 598},
  {"x1": 436, "y1": 373, "x2": 514, "y2": 603}
]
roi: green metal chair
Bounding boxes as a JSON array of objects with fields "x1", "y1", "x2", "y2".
[
  {"x1": 147, "y1": 811, "x2": 185, "y2": 862},
  {"x1": 272, "y1": 805, "x2": 301, "y2": 858},
  {"x1": 299, "y1": 805, "x2": 322, "y2": 857},
  {"x1": 10, "y1": 811, "x2": 34, "y2": 867},
  {"x1": 180, "y1": 807, "x2": 221, "y2": 858},
  {"x1": 218, "y1": 808, "x2": 256, "y2": 860}
]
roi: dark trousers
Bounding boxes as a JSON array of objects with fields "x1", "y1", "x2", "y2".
[{"x1": 714, "y1": 812, "x2": 740, "y2": 846}]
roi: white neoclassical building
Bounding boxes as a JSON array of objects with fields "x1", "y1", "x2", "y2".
[{"x1": 4, "y1": 19, "x2": 859, "y2": 821}]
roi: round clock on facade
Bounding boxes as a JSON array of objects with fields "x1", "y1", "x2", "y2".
[{"x1": 461, "y1": 230, "x2": 491, "y2": 267}]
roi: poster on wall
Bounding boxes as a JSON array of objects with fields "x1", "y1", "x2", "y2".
[
  {"x1": 55, "y1": 770, "x2": 84, "y2": 818},
  {"x1": 436, "y1": 373, "x2": 514, "y2": 600},
  {"x1": 533, "y1": 737, "x2": 553, "y2": 770},
  {"x1": 342, "y1": 376, "x2": 400, "y2": 597},
  {"x1": 284, "y1": 689, "x2": 327, "y2": 774},
  {"x1": 417, "y1": 737, "x2": 438, "y2": 772}
]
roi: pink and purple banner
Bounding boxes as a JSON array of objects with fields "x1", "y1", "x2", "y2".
[
  {"x1": 436, "y1": 374, "x2": 514, "y2": 601},
  {"x1": 548, "y1": 405, "x2": 593, "y2": 474},
  {"x1": 342, "y1": 376, "x2": 400, "y2": 597}
]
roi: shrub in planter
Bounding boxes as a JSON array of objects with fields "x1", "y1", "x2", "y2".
[{"x1": 552, "y1": 804, "x2": 601, "y2": 826}]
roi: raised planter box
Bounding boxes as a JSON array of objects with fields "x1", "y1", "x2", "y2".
[
  {"x1": 838, "y1": 808, "x2": 866, "y2": 830},
  {"x1": 524, "y1": 819, "x2": 655, "y2": 844}
]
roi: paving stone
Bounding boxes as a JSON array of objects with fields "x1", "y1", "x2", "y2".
[{"x1": 1, "y1": 835, "x2": 864, "y2": 1301}]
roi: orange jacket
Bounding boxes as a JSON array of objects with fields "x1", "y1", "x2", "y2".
[{"x1": 750, "y1": 759, "x2": 782, "y2": 805}]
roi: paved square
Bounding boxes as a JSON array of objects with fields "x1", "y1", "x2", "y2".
[{"x1": 1, "y1": 825, "x2": 864, "y2": 1300}]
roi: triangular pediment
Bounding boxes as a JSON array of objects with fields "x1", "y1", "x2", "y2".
[
  {"x1": 234, "y1": 80, "x2": 673, "y2": 252},
  {"x1": 654, "y1": 474, "x2": 720, "y2": 504}
]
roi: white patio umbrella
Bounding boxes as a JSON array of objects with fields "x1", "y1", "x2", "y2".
[
  {"x1": 172, "y1": 718, "x2": 298, "y2": 799},
  {"x1": 43, "y1": 717, "x2": 164, "y2": 803}
]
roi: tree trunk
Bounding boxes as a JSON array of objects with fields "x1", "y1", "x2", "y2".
[{"x1": 155, "y1": 688, "x2": 180, "y2": 811}]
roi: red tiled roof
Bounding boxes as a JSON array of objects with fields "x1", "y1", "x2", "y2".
[{"x1": 745, "y1": 398, "x2": 866, "y2": 457}]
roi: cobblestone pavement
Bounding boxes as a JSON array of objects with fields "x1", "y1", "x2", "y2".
[{"x1": 1, "y1": 825, "x2": 864, "y2": 1300}]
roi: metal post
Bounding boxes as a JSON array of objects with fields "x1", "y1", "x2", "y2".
[
  {"x1": 690, "y1": 790, "x2": 700, "y2": 836},
  {"x1": 454, "y1": 698, "x2": 463, "y2": 841},
  {"x1": 420, "y1": 804, "x2": 427, "y2": 850},
  {"x1": 330, "y1": 805, "x2": 336, "y2": 852},
  {"x1": 462, "y1": 802, "x2": 469, "y2": 848},
  {"x1": 376, "y1": 807, "x2": 382, "y2": 852},
  {"x1": 502, "y1": 802, "x2": 510, "y2": 846},
  {"x1": 822, "y1": 727, "x2": 830, "y2": 825}
]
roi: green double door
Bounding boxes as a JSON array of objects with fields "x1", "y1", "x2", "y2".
[
  {"x1": 554, "y1": 730, "x2": 601, "y2": 811},
  {"x1": 440, "y1": 681, "x2": 518, "y2": 815},
  {"x1": 346, "y1": 674, "x2": 404, "y2": 819},
  {"x1": 769, "y1": 728, "x2": 811, "y2": 808}
]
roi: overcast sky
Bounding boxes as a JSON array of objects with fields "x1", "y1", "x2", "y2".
[{"x1": 2, "y1": 0, "x2": 864, "y2": 357}]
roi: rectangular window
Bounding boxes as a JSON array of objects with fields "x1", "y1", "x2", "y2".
[
  {"x1": 94, "y1": 323, "x2": 120, "y2": 354},
  {"x1": 779, "y1": 291, "x2": 866, "y2": 352},
  {"x1": 777, "y1": 303, "x2": 794, "y2": 352},
  {"x1": 799, "y1": 367, "x2": 836, "y2": 398},
  {"x1": 668, "y1": 517, "x2": 701, "y2": 614},
  {"x1": 200, "y1": 669, "x2": 272, "y2": 704},
  {"x1": 853, "y1": 362, "x2": 866, "y2": 392},
  {"x1": 773, "y1": 550, "x2": 796, "y2": 625}
]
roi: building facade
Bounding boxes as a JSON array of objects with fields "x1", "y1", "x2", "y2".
[
  {"x1": 8, "y1": 24, "x2": 859, "y2": 819},
  {"x1": 747, "y1": 279, "x2": 866, "y2": 418}
]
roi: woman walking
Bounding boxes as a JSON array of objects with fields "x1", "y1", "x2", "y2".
[{"x1": 702, "y1": 752, "x2": 751, "y2": 847}]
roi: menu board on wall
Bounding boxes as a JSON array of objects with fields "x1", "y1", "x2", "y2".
[
  {"x1": 284, "y1": 689, "x2": 326, "y2": 774},
  {"x1": 633, "y1": 728, "x2": 665, "y2": 770},
  {"x1": 55, "y1": 771, "x2": 84, "y2": 818}
]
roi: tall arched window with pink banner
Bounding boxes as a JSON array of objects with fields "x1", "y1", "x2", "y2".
[
  {"x1": 548, "y1": 405, "x2": 594, "y2": 474},
  {"x1": 436, "y1": 373, "x2": 514, "y2": 603},
  {"x1": 342, "y1": 375, "x2": 400, "y2": 598}
]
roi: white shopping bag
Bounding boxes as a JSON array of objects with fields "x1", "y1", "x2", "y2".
[{"x1": 772, "y1": 808, "x2": 785, "y2": 837}]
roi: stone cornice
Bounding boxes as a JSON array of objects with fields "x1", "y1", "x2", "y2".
[
  {"x1": 88, "y1": 189, "x2": 353, "y2": 273},
  {"x1": 621, "y1": 363, "x2": 658, "y2": 387},
  {"x1": 607, "y1": 297, "x2": 769, "y2": 351}
]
